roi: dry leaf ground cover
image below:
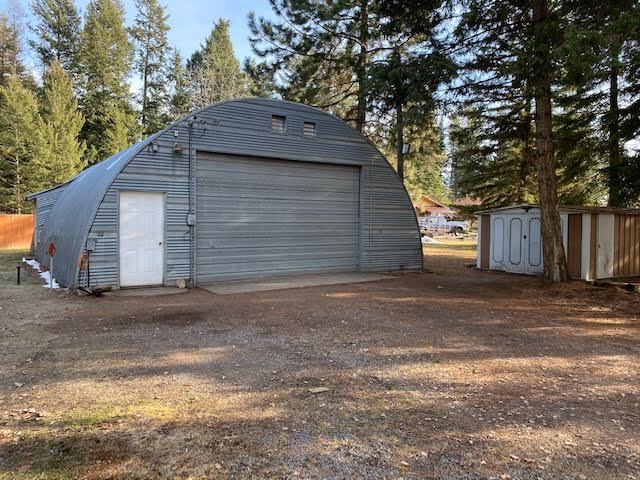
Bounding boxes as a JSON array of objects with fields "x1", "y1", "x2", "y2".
[{"x1": 0, "y1": 242, "x2": 639, "y2": 480}]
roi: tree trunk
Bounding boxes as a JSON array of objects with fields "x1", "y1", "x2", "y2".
[
  {"x1": 519, "y1": 90, "x2": 534, "y2": 202},
  {"x1": 15, "y1": 155, "x2": 21, "y2": 214},
  {"x1": 141, "y1": 44, "x2": 150, "y2": 130},
  {"x1": 355, "y1": 0, "x2": 368, "y2": 133},
  {"x1": 607, "y1": 39, "x2": 622, "y2": 207},
  {"x1": 395, "y1": 99, "x2": 404, "y2": 181},
  {"x1": 532, "y1": 0, "x2": 568, "y2": 282}
]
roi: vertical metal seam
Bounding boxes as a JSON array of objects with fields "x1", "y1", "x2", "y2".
[
  {"x1": 368, "y1": 159, "x2": 374, "y2": 255},
  {"x1": 357, "y1": 165, "x2": 364, "y2": 271}
]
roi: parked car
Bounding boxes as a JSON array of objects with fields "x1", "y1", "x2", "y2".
[{"x1": 419, "y1": 215, "x2": 469, "y2": 235}]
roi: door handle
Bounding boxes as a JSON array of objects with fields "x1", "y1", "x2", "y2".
[{"x1": 159, "y1": 241, "x2": 163, "y2": 245}]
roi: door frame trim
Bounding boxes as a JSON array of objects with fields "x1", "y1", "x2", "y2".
[{"x1": 117, "y1": 189, "x2": 167, "y2": 288}]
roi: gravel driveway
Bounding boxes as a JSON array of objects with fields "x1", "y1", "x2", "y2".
[{"x1": 1, "y1": 243, "x2": 639, "y2": 479}]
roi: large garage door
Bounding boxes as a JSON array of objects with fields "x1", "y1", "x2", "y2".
[{"x1": 196, "y1": 153, "x2": 360, "y2": 283}]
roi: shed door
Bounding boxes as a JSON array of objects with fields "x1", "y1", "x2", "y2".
[
  {"x1": 196, "y1": 153, "x2": 360, "y2": 283},
  {"x1": 489, "y1": 215, "x2": 506, "y2": 270},
  {"x1": 525, "y1": 216, "x2": 543, "y2": 275},
  {"x1": 504, "y1": 215, "x2": 524, "y2": 273},
  {"x1": 119, "y1": 191, "x2": 164, "y2": 287}
]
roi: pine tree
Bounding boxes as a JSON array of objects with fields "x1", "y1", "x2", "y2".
[
  {"x1": 0, "y1": 11, "x2": 27, "y2": 86},
  {"x1": 450, "y1": 105, "x2": 538, "y2": 207},
  {"x1": 278, "y1": 53, "x2": 358, "y2": 120},
  {"x1": 397, "y1": 119, "x2": 449, "y2": 203},
  {"x1": 249, "y1": 0, "x2": 382, "y2": 132},
  {"x1": 452, "y1": 0, "x2": 572, "y2": 280},
  {"x1": 368, "y1": 49, "x2": 454, "y2": 182},
  {"x1": 130, "y1": 0, "x2": 171, "y2": 135},
  {"x1": 561, "y1": 0, "x2": 640, "y2": 207},
  {"x1": 0, "y1": 76, "x2": 44, "y2": 213},
  {"x1": 30, "y1": 61, "x2": 85, "y2": 191},
  {"x1": 104, "y1": 104, "x2": 132, "y2": 154},
  {"x1": 77, "y1": 0, "x2": 135, "y2": 162},
  {"x1": 243, "y1": 57, "x2": 278, "y2": 98},
  {"x1": 532, "y1": 0, "x2": 568, "y2": 281},
  {"x1": 168, "y1": 50, "x2": 189, "y2": 118},
  {"x1": 187, "y1": 19, "x2": 246, "y2": 108},
  {"x1": 452, "y1": 0, "x2": 539, "y2": 207},
  {"x1": 29, "y1": 0, "x2": 81, "y2": 72}
]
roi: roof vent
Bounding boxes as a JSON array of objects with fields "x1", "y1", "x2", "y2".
[
  {"x1": 303, "y1": 121, "x2": 316, "y2": 137},
  {"x1": 271, "y1": 114, "x2": 286, "y2": 133}
]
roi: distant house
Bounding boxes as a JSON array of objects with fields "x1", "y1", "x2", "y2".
[{"x1": 414, "y1": 195, "x2": 454, "y2": 218}]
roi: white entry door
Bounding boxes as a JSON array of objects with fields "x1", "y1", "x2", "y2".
[{"x1": 119, "y1": 191, "x2": 164, "y2": 287}]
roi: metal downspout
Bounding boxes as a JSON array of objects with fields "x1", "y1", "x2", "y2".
[{"x1": 188, "y1": 118, "x2": 195, "y2": 287}]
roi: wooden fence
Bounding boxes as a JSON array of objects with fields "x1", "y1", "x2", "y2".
[
  {"x1": 0, "y1": 214, "x2": 34, "y2": 250},
  {"x1": 614, "y1": 214, "x2": 640, "y2": 277}
]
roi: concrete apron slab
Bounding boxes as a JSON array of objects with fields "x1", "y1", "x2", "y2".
[
  {"x1": 104, "y1": 287, "x2": 188, "y2": 297},
  {"x1": 199, "y1": 272, "x2": 393, "y2": 295}
]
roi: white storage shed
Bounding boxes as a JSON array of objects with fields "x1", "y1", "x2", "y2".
[{"x1": 476, "y1": 205, "x2": 640, "y2": 281}]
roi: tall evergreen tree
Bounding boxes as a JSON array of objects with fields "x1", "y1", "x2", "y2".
[
  {"x1": 249, "y1": 0, "x2": 383, "y2": 132},
  {"x1": 532, "y1": 0, "x2": 568, "y2": 281},
  {"x1": 0, "y1": 11, "x2": 27, "y2": 86},
  {"x1": 370, "y1": 0, "x2": 455, "y2": 183},
  {"x1": 104, "y1": 103, "x2": 131, "y2": 153},
  {"x1": 187, "y1": 19, "x2": 246, "y2": 108},
  {"x1": 30, "y1": 61, "x2": 85, "y2": 191},
  {"x1": 369, "y1": 49, "x2": 454, "y2": 182},
  {"x1": 77, "y1": 0, "x2": 135, "y2": 162},
  {"x1": 453, "y1": 0, "x2": 571, "y2": 280},
  {"x1": 392, "y1": 118, "x2": 449, "y2": 203},
  {"x1": 561, "y1": 1, "x2": 640, "y2": 207},
  {"x1": 277, "y1": 52, "x2": 358, "y2": 120},
  {"x1": 450, "y1": 107, "x2": 539, "y2": 206},
  {"x1": 168, "y1": 50, "x2": 189, "y2": 119},
  {"x1": 0, "y1": 76, "x2": 43, "y2": 213},
  {"x1": 452, "y1": 0, "x2": 539, "y2": 207},
  {"x1": 130, "y1": 0, "x2": 171, "y2": 135},
  {"x1": 29, "y1": 0, "x2": 81, "y2": 72},
  {"x1": 243, "y1": 57, "x2": 278, "y2": 98}
]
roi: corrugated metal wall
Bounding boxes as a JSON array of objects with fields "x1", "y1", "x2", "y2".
[
  {"x1": 613, "y1": 214, "x2": 640, "y2": 277},
  {"x1": 34, "y1": 187, "x2": 65, "y2": 249}
]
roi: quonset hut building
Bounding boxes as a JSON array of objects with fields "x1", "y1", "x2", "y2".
[{"x1": 27, "y1": 99, "x2": 422, "y2": 290}]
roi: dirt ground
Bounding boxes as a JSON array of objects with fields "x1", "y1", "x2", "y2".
[{"x1": 1, "y1": 241, "x2": 639, "y2": 480}]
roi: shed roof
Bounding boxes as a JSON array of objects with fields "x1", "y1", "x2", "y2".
[
  {"x1": 25, "y1": 181, "x2": 70, "y2": 201},
  {"x1": 475, "y1": 204, "x2": 640, "y2": 215}
]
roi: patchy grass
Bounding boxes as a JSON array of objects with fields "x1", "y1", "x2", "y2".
[
  {"x1": 423, "y1": 238, "x2": 477, "y2": 274},
  {"x1": 430, "y1": 236, "x2": 477, "y2": 249},
  {"x1": 57, "y1": 401, "x2": 178, "y2": 428},
  {"x1": 58, "y1": 406, "x2": 123, "y2": 427},
  {"x1": 0, "y1": 249, "x2": 28, "y2": 283}
]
